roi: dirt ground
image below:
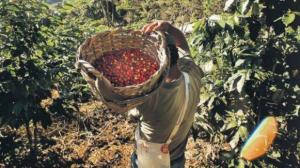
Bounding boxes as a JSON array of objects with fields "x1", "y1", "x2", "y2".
[{"x1": 0, "y1": 101, "x2": 218, "y2": 168}]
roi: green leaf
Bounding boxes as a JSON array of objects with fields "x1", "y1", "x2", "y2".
[
  {"x1": 241, "y1": 0, "x2": 255, "y2": 15},
  {"x1": 229, "y1": 131, "x2": 240, "y2": 149},
  {"x1": 293, "y1": 105, "x2": 300, "y2": 116},
  {"x1": 190, "y1": 34, "x2": 204, "y2": 46},
  {"x1": 238, "y1": 126, "x2": 248, "y2": 141},
  {"x1": 218, "y1": 19, "x2": 226, "y2": 28},
  {"x1": 202, "y1": 60, "x2": 215, "y2": 73},
  {"x1": 251, "y1": 2, "x2": 260, "y2": 17},
  {"x1": 224, "y1": 73, "x2": 240, "y2": 92},
  {"x1": 221, "y1": 121, "x2": 237, "y2": 132},
  {"x1": 270, "y1": 151, "x2": 281, "y2": 159},
  {"x1": 237, "y1": 74, "x2": 246, "y2": 93},
  {"x1": 199, "y1": 91, "x2": 212, "y2": 105},
  {"x1": 227, "y1": 17, "x2": 235, "y2": 29},
  {"x1": 235, "y1": 59, "x2": 246, "y2": 67},
  {"x1": 220, "y1": 151, "x2": 235, "y2": 161},
  {"x1": 283, "y1": 12, "x2": 296, "y2": 26},
  {"x1": 193, "y1": 21, "x2": 201, "y2": 32},
  {"x1": 237, "y1": 159, "x2": 245, "y2": 168},
  {"x1": 224, "y1": 0, "x2": 238, "y2": 12},
  {"x1": 193, "y1": 20, "x2": 205, "y2": 32},
  {"x1": 5, "y1": 4, "x2": 20, "y2": 12},
  {"x1": 207, "y1": 95, "x2": 216, "y2": 109},
  {"x1": 234, "y1": 15, "x2": 240, "y2": 25}
]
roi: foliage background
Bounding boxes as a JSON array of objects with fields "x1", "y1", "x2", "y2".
[
  {"x1": 190, "y1": 0, "x2": 300, "y2": 167},
  {"x1": 0, "y1": 0, "x2": 299, "y2": 167}
]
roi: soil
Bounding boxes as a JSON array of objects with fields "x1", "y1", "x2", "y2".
[{"x1": 0, "y1": 101, "x2": 218, "y2": 168}]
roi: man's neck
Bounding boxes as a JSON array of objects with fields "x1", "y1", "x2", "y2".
[{"x1": 165, "y1": 65, "x2": 181, "y2": 83}]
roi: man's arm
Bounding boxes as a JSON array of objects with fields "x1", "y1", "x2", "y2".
[
  {"x1": 141, "y1": 21, "x2": 190, "y2": 53},
  {"x1": 168, "y1": 25, "x2": 190, "y2": 53}
]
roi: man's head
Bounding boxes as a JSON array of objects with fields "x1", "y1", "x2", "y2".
[
  {"x1": 164, "y1": 44, "x2": 181, "y2": 83},
  {"x1": 168, "y1": 44, "x2": 179, "y2": 67}
]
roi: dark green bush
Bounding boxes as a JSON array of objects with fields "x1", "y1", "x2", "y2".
[
  {"x1": 190, "y1": 0, "x2": 300, "y2": 167},
  {"x1": 0, "y1": 0, "x2": 94, "y2": 156}
]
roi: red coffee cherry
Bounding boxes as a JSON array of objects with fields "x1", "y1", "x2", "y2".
[{"x1": 94, "y1": 48, "x2": 159, "y2": 87}]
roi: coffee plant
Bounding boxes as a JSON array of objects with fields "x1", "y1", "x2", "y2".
[
  {"x1": 190, "y1": 0, "x2": 300, "y2": 167},
  {"x1": 86, "y1": 0, "x2": 124, "y2": 25},
  {"x1": 0, "y1": 0, "x2": 96, "y2": 158}
]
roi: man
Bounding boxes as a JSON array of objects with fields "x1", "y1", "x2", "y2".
[{"x1": 129, "y1": 21, "x2": 203, "y2": 168}]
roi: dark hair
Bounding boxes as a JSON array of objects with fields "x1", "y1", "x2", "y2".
[{"x1": 168, "y1": 44, "x2": 179, "y2": 67}]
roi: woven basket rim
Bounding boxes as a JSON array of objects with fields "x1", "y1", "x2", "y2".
[
  {"x1": 78, "y1": 29, "x2": 168, "y2": 89},
  {"x1": 76, "y1": 28, "x2": 170, "y2": 98}
]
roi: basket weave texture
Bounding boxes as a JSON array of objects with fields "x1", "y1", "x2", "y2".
[{"x1": 75, "y1": 29, "x2": 170, "y2": 111}]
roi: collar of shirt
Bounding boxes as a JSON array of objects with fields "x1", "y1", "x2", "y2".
[{"x1": 162, "y1": 72, "x2": 183, "y2": 89}]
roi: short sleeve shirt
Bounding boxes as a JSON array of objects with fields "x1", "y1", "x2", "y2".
[{"x1": 132, "y1": 50, "x2": 204, "y2": 160}]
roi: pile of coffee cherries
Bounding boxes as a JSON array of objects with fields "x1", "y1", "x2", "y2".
[{"x1": 94, "y1": 48, "x2": 159, "y2": 87}]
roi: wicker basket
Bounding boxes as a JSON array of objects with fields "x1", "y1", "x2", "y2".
[{"x1": 75, "y1": 29, "x2": 170, "y2": 111}]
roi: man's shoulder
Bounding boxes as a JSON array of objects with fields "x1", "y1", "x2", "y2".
[
  {"x1": 178, "y1": 56, "x2": 203, "y2": 91},
  {"x1": 176, "y1": 48, "x2": 204, "y2": 78},
  {"x1": 178, "y1": 57, "x2": 203, "y2": 78}
]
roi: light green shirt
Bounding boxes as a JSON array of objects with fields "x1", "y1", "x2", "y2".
[{"x1": 132, "y1": 55, "x2": 203, "y2": 160}]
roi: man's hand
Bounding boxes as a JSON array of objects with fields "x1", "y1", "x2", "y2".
[
  {"x1": 141, "y1": 21, "x2": 171, "y2": 33},
  {"x1": 141, "y1": 20, "x2": 190, "y2": 53}
]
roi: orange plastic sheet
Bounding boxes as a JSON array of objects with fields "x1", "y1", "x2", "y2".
[{"x1": 240, "y1": 116, "x2": 278, "y2": 161}]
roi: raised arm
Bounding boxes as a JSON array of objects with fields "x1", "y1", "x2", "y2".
[{"x1": 141, "y1": 21, "x2": 190, "y2": 53}]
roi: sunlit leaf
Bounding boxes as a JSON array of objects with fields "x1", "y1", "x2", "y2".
[
  {"x1": 224, "y1": 0, "x2": 238, "y2": 12},
  {"x1": 237, "y1": 74, "x2": 246, "y2": 93},
  {"x1": 237, "y1": 159, "x2": 245, "y2": 168},
  {"x1": 282, "y1": 12, "x2": 296, "y2": 26},
  {"x1": 199, "y1": 91, "x2": 212, "y2": 105},
  {"x1": 221, "y1": 121, "x2": 237, "y2": 132},
  {"x1": 235, "y1": 59, "x2": 246, "y2": 67},
  {"x1": 229, "y1": 131, "x2": 240, "y2": 149},
  {"x1": 238, "y1": 126, "x2": 248, "y2": 141},
  {"x1": 202, "y1": 60, "x2": 215, "y2": 73},
  {"x1": 241, "y1": 0, "x2": 255, "y2": 15}
]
